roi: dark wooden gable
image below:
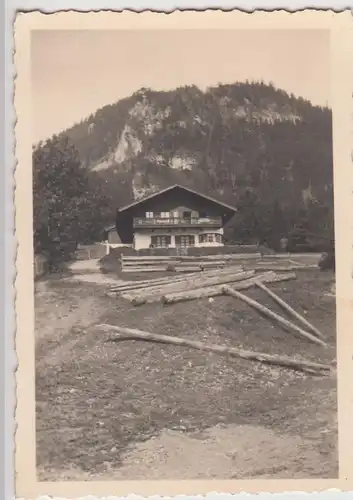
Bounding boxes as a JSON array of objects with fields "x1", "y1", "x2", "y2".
[{"x1": 116, "y1": 185, "x2": 237, "y2": 244}]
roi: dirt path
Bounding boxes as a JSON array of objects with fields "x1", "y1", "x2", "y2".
[
  {"x1": 64, "y1": 259, "x2": 123, "y2": 286},
  {"x1": 35, "y1": 280, "x2": 110, "y2": 369}
]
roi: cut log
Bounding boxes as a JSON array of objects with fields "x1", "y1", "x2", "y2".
[
  {"x1": 122, "y1": 260, "x2": 181, "y2": 266},
  {"x1": 122, "y1": 265, "x2": 236, "y2": 273},
  {"x1": 254, "y1": 280, "x2": 325, "y2": 341},
  {"x1": 247, "y1": 264, "x2": 318, "y2": 272},
  {"x1": 111, "y1": 274, "x2": 200, "y2": 293},
  {"x1": 121, "y1": 256, "x2": 181, "y2": 262},
  {"x1": 160, "y1": 284, "x2": 229, "y2": 305},
  {"x1": 121, "y1": 271, "x2": 255, "y2": 305},
  {"x1": 97, "y1": 324, "x2": 332, "y2": 375},
  {"x1": 222, "y1": 285, "x2": 327, "y2": 347},
  {"x1": 111, "y1": 265, "x2": 243, "y2": 291},
  {"x1": 174, "y1": 265, "x2": 224, "y2": 272},
  {"x1": 121, "y1": 270, "x2": 256, "y2": 303},
  {"x1": 110, "y1": 272, "x2": 200, "y2": 291},
  {"x1": 262, "y1": 253, "x2": 321, "y2": 260},
  {"x1": 122, "y1": 266, "x2": 174, "y2": 273},
  {"x1": 287, "y1": 259, "x2": 307, "y2": 267},
  {"x1": 122, "y1": 259, "x2": 229, "y2": 267},
  {"x1": 161, "y1": 271, "x2": 294, "y2": 305},
  {"x1": 121, "y1": 253, "x2": 262, "y2": 262},
  {"x1": 122, "y1": 256, "x2": 201, "y2": 262},
  {"x1": 208, "y1": 253, "x2": 262, "y2": 260},
  {"x1": 187, "y1": 261, "x2": 227, "y2": 268},
  {"x1": 111, "y1": 265, "x2": 244, "y2": 293}
]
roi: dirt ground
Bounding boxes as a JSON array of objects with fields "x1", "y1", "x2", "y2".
[{"x1": 35, "y1": 269, "x2": 338, "y2": 480}]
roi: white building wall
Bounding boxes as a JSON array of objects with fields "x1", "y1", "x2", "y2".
[
  {"x1": 134, "y1": 228, "x2": 224, "y2": 250},
  {"x1": 134, "y1": 231, "x2": 153, "y2": 250}
]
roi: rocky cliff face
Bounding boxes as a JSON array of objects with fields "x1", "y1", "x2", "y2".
[{"x1": 58, "y1": 82, "x2": 332, "y2": 216}]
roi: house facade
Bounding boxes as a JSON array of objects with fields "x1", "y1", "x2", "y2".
[{"x1": 116, "y1": 185, "x2": 237, "y2": 250}]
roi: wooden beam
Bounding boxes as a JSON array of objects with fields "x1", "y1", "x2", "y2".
[
  {"x1": 110, "y1": 265, "x2": 244, "y2": 293},
  {"x1": 97, "y1": 324, "x2": 332, "y2": 375},
  {"x1": 161, "y1": 271, "x2": 295, "y2": 305},
  {"x1": 122, "y1": 270, "x2": 256, "y2": 303},
  {"x1": 222, "y1": 285, "x2": 327, "y2": 347},
  {"x1": 254, "y1": 280, "x2": 325, "y2": 340},
  {"x1": 121, "y1": 252, "x2": 263, "y2": 261},
  {"x1": 247, "y1": 264, "x2": 318, "y2": 272}
]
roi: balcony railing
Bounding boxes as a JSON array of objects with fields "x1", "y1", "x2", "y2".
[{"x1": 133, "y1": 216, "x2": 222, "y2": 228}]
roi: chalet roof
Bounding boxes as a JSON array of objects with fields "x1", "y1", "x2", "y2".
[{"x1": 117, "y1": 184, "x2": 237, "y2": 213}]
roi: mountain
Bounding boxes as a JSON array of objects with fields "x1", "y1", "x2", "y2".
[{"x1": 53, "y1": 81, "x2": 334, "y2": 246}]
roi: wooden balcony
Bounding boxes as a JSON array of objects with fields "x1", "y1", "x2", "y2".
[{"x1": 133, "y1": 216, "x2": 222, "y2": 229}]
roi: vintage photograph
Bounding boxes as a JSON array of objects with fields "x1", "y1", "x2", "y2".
[
  {"x1": 14, "y1": 10, "x2": 353, "y2": 496},
  {"x1": 31, "y1": 26, "x2": 338, "y2": 481}
]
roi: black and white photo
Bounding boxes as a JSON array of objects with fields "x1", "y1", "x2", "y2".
[{"x1": 13, "y1": 10, "x2": 353, "y2": 498}]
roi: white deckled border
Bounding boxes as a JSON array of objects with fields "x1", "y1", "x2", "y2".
[{"x1": 12, "y1": 8, "x2": 353, "y2": 499}]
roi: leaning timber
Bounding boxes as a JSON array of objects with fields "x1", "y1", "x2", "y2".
[
  {"x1": 254, "y1": 280, "x2": 325, "y2": 341},
  {"x1": 97, "y1": 324, "x2": 332, "y2": 376},
  {"x1": 222, "y1": 285, "x2": 327, "y2": 347}
]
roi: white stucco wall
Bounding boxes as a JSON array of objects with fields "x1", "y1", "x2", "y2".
[{"x1": 134, "y1": 228, "x2": 224, "y2": 250}]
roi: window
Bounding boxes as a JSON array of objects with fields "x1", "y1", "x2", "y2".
[
  {"x1": 161, "y1": 212, "x2": 170, "y2": 219},
  {"x1": 151, "y1": 235, "x2": 171, "y2": 248},
  {"x1": 146, "y1": 212, "x2": 154, "y2": 218},
  {"x1": 183, "y1": 211, "x2": 192, "y2": 219},
  {"x1": 199, "y1": 233, "x2": 223, "y2": 244},
  {"x1": 175, "y1": 235, "x2": 195, "y2": 247}
]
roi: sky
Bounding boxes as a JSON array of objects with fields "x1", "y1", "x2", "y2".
[{"x1": 31, "y1": 29, "x2": 330, "y2": 143}]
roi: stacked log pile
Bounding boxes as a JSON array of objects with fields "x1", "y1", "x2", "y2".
[
  {"x1": 99, "y1": 268, "x2": 330, "y2": 373},
  {"x1": 102, "y1": 252, "x2": 332, "y2": 376},
  {"x1": 111, "y1": 253, "x2": 320, "y2": 307},
  {"x1": 109, "y1": 264, "x2": 298, "y2": 306}
]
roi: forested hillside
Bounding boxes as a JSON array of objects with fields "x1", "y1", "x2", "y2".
[{"x1": 33, "y1": 81, "x2": 334, "y2": 255}]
